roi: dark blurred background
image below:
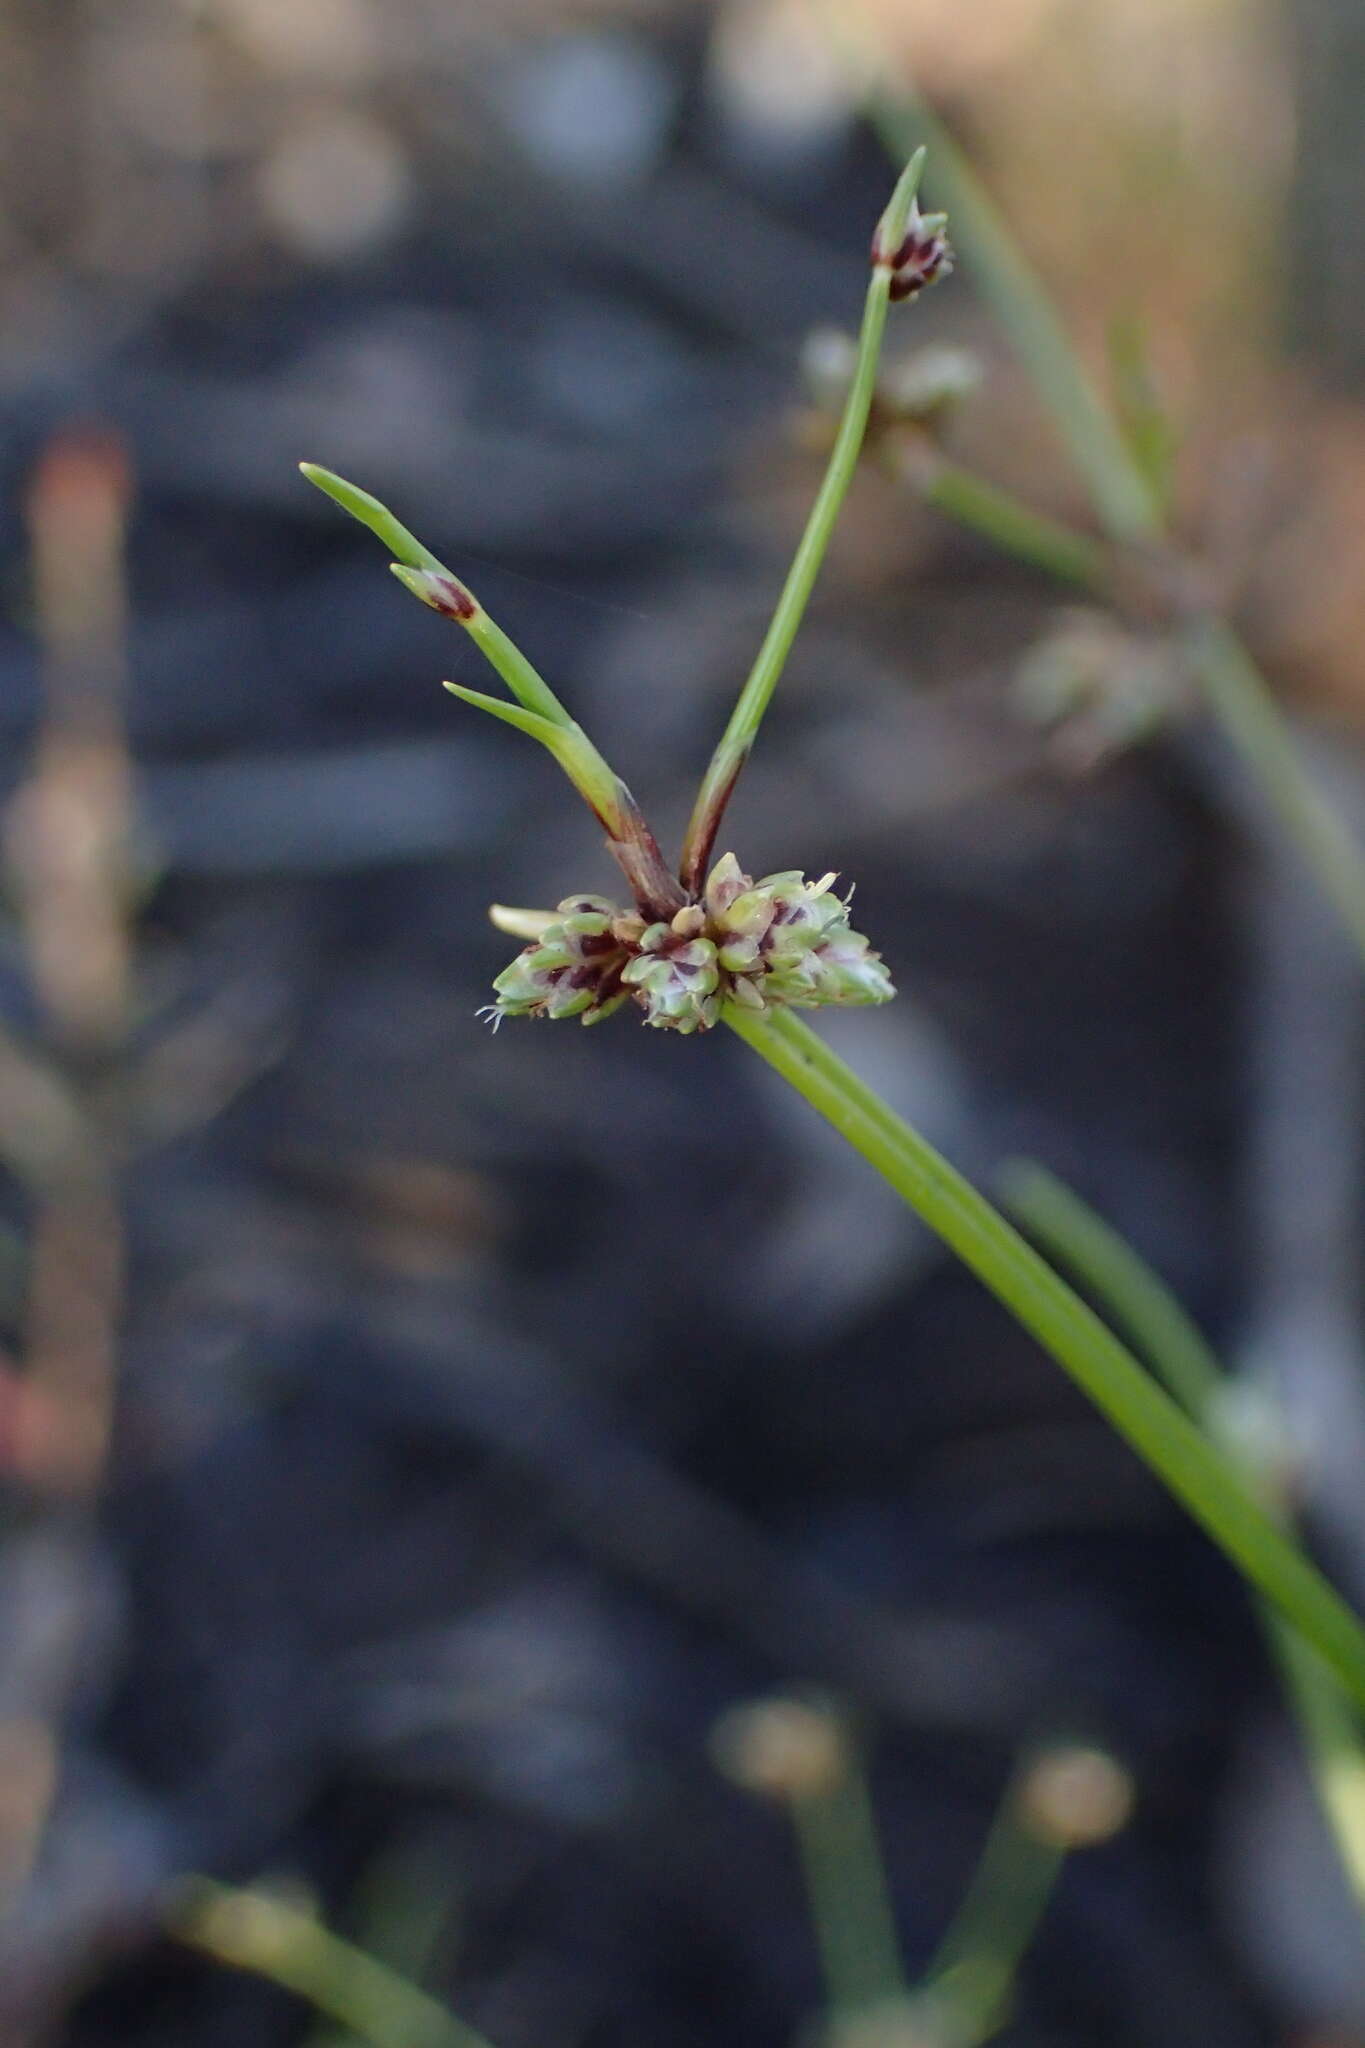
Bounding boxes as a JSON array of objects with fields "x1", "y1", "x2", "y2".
[{"x1": 1, "y1": 1, "x2": 1364, "y2": 2042}]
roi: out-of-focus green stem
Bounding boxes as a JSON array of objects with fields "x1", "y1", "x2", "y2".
[
  {"x1": 169, "y1": 1877, "x2": 496, "y2": 2048},
  {"x1": 1001, "y1": 1158, "x2": 1365, "y2": 1913},
  {"x1": 903, "y1": 469, "x2": 1365, "y2": 970},
  {"x1": 996, "y1": 1160, "x2": 1222, "y2": 1418},
  {"x1": 1184, "y1": 615, "x2": 1365, "y2": 968},
  {"x1": 722, "y1": 1003, "x2": 1365, "y2": 1710},
  {"x1": 866, "y1": 98, "x2": 1161, "y2": 547},
  {"x1": 790, "y1": 1755, "x2": 909, "y2": 2018},
  {"x1": 680, "y1": 151, "x2": 928, "y2": 895},
  {"x1": 903, "y1": 450, "x2": 1108, "y2": 592},
  {"x1": 922, "y1": 1787, "x2": 1065, "y2": 2042},
  {"x1": 1268, "y1": 1618, "x2": 1365, "y2": 1912}
]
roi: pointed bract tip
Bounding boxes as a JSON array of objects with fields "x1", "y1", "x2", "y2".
[
  {"x1": 489, "y1": 903, "x2": 559, "y2": 941},
  {"x1": 297, "y1": 461, "x2": 444, "y2": 573},
  {"x1": 871, "y1": 146, "x2": 929, "y2": 269},
  {"x1": 440, "y1": 680, "x2": 558, "y2": 742},
  {"x1": 299, "y1": 460, "x2": 348, "y2": 496}
]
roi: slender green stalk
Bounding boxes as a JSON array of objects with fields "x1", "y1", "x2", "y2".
[
  {"x1": 1107, "y1": 314, "x2": 1178, "y2": 518},
  {"x1": 438, "y1": 681, "x2": 624, "y2": 832},
  {"x1": 922, "y1": 1789, "x2": 1065, "y2": 2043},
  {"x1": 1184, "y1": 615, "x2": 1365, "y2": 967},
  {"x1": 168, "y1": 1877, "x2": 496, "y2": 2048},
  {"x1": 864, "y1": 99, "x2": 1160, "y2": 547},
  {"x1": 900, "y1": 473, "x2": 1365, "y2": 969},
  {"x1": 721, "y1": 1002, "x2": 1365, "y2": 1709},
  {"x1": 999, "y1": 1158, "x2": 1365, "y2": 1911},
  {"x1": 299, "y1": 1842, "x2": 459, "y2": 2048},
  {"x1": 395, "y1": 567, "x2": 575, "y2": 733},
  {"x1": 300, "y1": 465, "x2": 572, "y2": 729},
  {"x1": 790, "y1": 1755, "x2": 910, "y2": 2018},
  {"x1": 301, "y1": 465, "x2": 684, "y2": 913},
  {"x1": 298, "y1": 464, "x2": 447, "y2": 576},
  {"x1": 996, "y1": 1160, "x2": 1222, "y2": 1417},
  {"x1": 679, "y1": 151, "x2": 929, "y2": 895},
  {"x1": 1267, "y1": 1617, "x2": 1365, "y2": 1910},
  {"x1": 905, "y1": 452, "x2": 1108, "y2": 592}
]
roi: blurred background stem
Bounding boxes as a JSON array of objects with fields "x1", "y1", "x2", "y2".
[
  {"x1": 864, "y1": 90, "x2": 1161, "y2": 546},
  {"x1": 0, "y1": 431, "x2": 135, "y2": 1952},
  {"x1": 6, "y1": 431, "x2": 134, "y2": 1499},
  {"x1": 169, "y1": 1878, "x2": 495, "y2": 2048},
  {"x1": 788, "y1": 1738, "x2": 909, "y2": 2019},
  {"x1": 920, "y1": 1774, "x2": 1066, "y2": 2044},
  {"x1": 1186, "y1": 616, "x2": 1365, "y2": 967},
  {"x1": 897, "y1": 449, "x2": 1109, "y2": 593},
  {"x1": 1000, "y1": 1159, "x2": 1365, "y2": 1918},
  {"x1": 844, "y1": 45, "x2": 1365, "y2": 979}
]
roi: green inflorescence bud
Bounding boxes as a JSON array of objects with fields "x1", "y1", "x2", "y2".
[
  {"x1": 486, "y1": 856, "x2": 894, "y2": 1034},
  {"x1": 742, "y1": 869, "x2": 896, "y2": 1009},
  {"x1": 481, "y1": 896, "x2": 631, "y2": 1029},
  {"x1": 620, "y1": 922, "x2": 723, "y2": 1036}
]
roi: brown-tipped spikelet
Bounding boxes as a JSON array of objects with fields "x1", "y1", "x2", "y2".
[{"x1": 885, "y1": 209, "x2": 953, "y2": 302}]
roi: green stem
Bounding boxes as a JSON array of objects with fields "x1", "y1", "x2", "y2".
[
  {"x1": 679, "y1": 152, "x2": 927, "y2": 895},
  {"x1": 999, "y1": 1158, "x2": 1365, "y2": 1912},
  {"x1": 394, "y1": 569, "x2": 577, "y2": 737},
  {"x1": 722, "y1": 1003, "x2": 1365, "y2": 1709},
  {"x1": 923, "y1": 1786, "x2": 1065, "y2": 2044},
  {"x1": 168, "y1": 1877, "x2": 496, "y2": 2048},
  {"x1": 1184, "y1": 614, "x2": 1365, "y2": 967},
  {"x1": 905, "y1": 451, "x2": 1108, "y2": 592},
  {"x1": 301, "y1": 466, "x2": 573, "y2": 730},
  {"x1": 1266, "y1": 1617, "x2": 1365, "y2": 1910},
  {"x1": 439, "y1": 682, "x2": 628, "y2": 840},
  {"x1": 866, "y1": 98, "x2": 1161, "y2": 547},
  {"x1": 996, "y1": 1160, "x2": 1222, "y2": 1417},
  {"x1": 791, "y1": 1761, "x2": 910, "y2": 2019},
  {"x1": 415, "y1": 580, "x2": 576, "y2": 733}
]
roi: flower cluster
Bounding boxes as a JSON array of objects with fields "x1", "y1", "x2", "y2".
[
  {"x1": 875, "y1": 205, "x2": 953, "y2": 303},
  {"x1": 487, "y1": 853, "x2": 894, "y2": 1035}
]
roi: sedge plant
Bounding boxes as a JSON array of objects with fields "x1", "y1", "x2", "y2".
[{"x1": 301, "y1": 154, "x2": 1365, "y2": 1714}]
